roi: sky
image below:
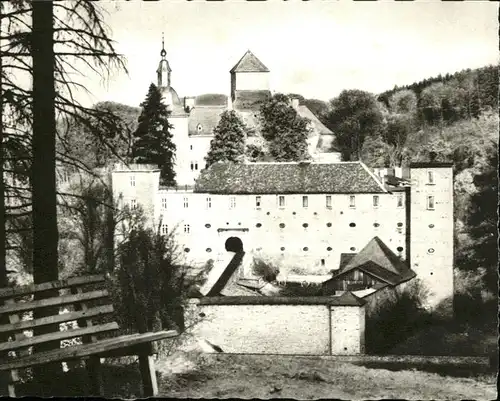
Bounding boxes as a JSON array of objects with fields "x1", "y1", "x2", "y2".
[{"x1": 79, "y1": 0, "x2": 499, "y2": 108}]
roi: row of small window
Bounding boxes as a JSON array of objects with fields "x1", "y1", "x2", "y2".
[
  {"x1": 180, "y1": 246, "x2": 407, "y2": 253},
  {"x1": 255, "y1": 222, "x2": 405, "y2": 229},
  {"x1": 160, "y1": 194, "x2": 405, "y2": 210}
]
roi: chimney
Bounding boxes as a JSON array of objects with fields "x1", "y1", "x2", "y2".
[{"x1": 291, "y1": 98, "x2": 300, "y2": 110}]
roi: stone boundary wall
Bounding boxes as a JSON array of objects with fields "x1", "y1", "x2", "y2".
[{"x1": 186, "y1": 296, "x2": 365, "y2": 355}]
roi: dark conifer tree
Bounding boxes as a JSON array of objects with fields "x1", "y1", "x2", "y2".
[
  {"x1": 133, "y1": 84, "x2": 176, "y2": 186},
  {"x1": 205, "y1": 110, "x2": 246, "y2": 167}
]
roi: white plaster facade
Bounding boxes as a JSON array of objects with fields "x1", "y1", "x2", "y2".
[{"x1": 111, "y1": 161, "x2": 454, "y2": 310}]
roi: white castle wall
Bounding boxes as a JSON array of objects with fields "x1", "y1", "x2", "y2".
[
  {"x1": 410, "y1": 165, "x2": 454, "y2": 310},
  {"x1": 112, "y1": 163, "x2": 454, "y2": 312},
  {"x1": 233, "y1": 72, "x2": 270, "y2": 92}
]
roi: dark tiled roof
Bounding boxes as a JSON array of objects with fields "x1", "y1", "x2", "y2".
[
  {"x1": 356, "y1": 261, "x2": 402, "y2": 285},
  {"x1": 233, "y1": 90, "x2": 271, "y2": 111},
  {"x1": 230, "y1": 50, "x2": 270, "y2": 73},
  {"x1": 199, "y1": 294, "x2": 365, "y2": 306},
  {"x1": 194, "y1": 162, "x2": 387, "y2": 194},
  {"x1": 188, "y1": 106, "x2": 225, "y2": 136},
  {"x1": 344, "y1": 236, "x2": 412, "y2": 277},
  {"x1": 195, "y1": 94, "x2": 228, "y2": 107},
  {"x1": 326, "y1": 236, "x2": 416, "y2": 286},
  {"x1": 339, "y1": 253, "x2": 357, "y2": 271}
]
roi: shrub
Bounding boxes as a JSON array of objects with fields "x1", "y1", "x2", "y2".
[
  {"x1": 251, "y1": 257, "x2": 279, "y2": 282},
  {"x1": 278, "y1": 282, "x2": 322, "y2": 297},
  {"x1": 365, "y1": 279, "x2": 433, "y2": 354},
  {"x1": 111, "y1": 226, "x2": 194, "y2": 335}
]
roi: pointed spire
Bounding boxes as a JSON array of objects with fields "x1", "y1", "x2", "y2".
[
  {"x1": 157, "y1": 32, "x2": 171, "y2": 88},
  {"x1": 160, "y1": 32, "x2": 166, "y2": 58}
]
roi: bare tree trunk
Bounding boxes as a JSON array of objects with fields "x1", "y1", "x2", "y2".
[
  {"x1": 0, "y1": 4, "x2": 6, "y2": 290},
  {"x1": 32, "y1": 0, "x2": 58, "y2": 284},
  {"x1": 32, "y1": 1, "x2": 60, "y2": 389}
]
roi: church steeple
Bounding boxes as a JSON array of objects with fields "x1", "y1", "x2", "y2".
[{"x1": 156, "y1": 32, "x2": 171, "y2": 88}]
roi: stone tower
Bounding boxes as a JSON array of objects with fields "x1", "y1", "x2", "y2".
[
  {"x1": 409, "y1": 162, "x2": 454, "y2": 313},
  {"x1": 230, "y1": 50, "x2": 271, "y2": 103}
]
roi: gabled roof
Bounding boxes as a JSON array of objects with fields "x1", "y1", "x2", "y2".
[
  {"x1": 344, "y1": 236, "x2": 410, "y2": 276},
  {"x1": 188, "y1": 106, "x2": 225, "y2": 136},
  {"x1": 338, "y1": 253, "x2": 357, "y2": 271},
  {"x1": 194, "y1": 162, "x2": 388, "y2": 194},
  {"x1": 325, "y1": 237, "x2": 416, "y2": 286},
  {"x1": 230, "y1": 50, "x2": 270, "y2": 73}
]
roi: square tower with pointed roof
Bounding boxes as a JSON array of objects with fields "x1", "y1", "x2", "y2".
[{"x1": 230, "y1": 50, "x2": 271, "y2": 107}]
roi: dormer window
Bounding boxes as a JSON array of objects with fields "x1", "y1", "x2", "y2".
[{"x1": 197, "y1": 124, "x2": 202, "y2": 133}]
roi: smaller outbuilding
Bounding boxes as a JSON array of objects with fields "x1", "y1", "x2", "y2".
[{"x1": 322, "y1": 236, "x2": 416, "y2": 294}]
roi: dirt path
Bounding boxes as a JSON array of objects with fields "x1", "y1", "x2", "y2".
[{"x1": 158, "y1": 353, "x2": 497, "y2": 400}]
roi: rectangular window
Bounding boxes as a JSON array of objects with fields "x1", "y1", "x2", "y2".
[
  {"x1": 373, "y1": 195, "x2": 379, "y2": 208},
  {"x1": 130, "y1": 175, "x2": 135, "y2": 187},
  {"x1": 326, "y1": 195, "x2": 332, "y2": 209},
  {"x1": 256, "y1": 196, "x2": 261, "y2": 208},
  {"x1": 229, "y1": 196, "x2": 236, "y2": 209},
  {"x1": 302, "y1": 196, "x2": 308, "y2": 208},
  {"x1": 161, "y1": 198, "x2": 167, "y2": 210},
  {"x1": 130, "y1": 199, "x2": 137, "y2": 210},
  {"x1": 195, "y1": 162, "x2": 199, "y2": 171},
  {"x1": 206, "y1": 197, "x2": 212, "y2": 209},
  {"x1": 190, "y1": 162, "x2": 195, "y2": 171},
  {"x1": 184, "y1": 224, "x2": 190, "y2": 234},
  {"x1": 349, "y1": 195, "x2": 356, "y2": 208},
  {"x1": 161, "y1": 224, "x2": 168, "y2": 236},
  {"x1": 278, "y1": 195, "x2": 285, "y2": 208},
  {"x1": 428, "y1": 170, "x2": 434, "y2": 184},
  {"x1": 183, "y1": 197, "x2": 189, "y2": 208},
  {"x1": 427, "y1": 195, "x2": 435, "y2": 210},
  {"x1": 397, "y1": 194, "x2": 403, "y2": 208}
]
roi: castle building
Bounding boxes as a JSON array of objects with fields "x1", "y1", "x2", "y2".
[
  {"x1": 112, "y1": 159, "x2": 454, "y2": 310},
  {"x1": 152, "y1": 41, "x2": 341, "y2": 187},
  {"x1": 112, "y1": 42, "x2": 454, "y2": 311}
]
